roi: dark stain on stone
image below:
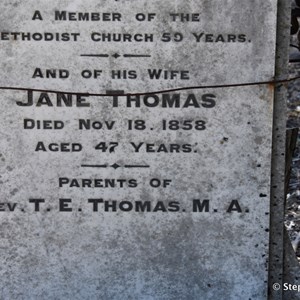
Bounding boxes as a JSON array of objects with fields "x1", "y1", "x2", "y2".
[
  {"x1": 260, "y1": 193, "x2": 267, "y2": 197},
  {"x1": 10, "y1": 188, "x2": 18, "y2": 196}
]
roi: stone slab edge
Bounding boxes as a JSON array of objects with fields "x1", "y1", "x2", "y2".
[{"x1": 269, "y1": 0, "x2": 300, "y2": 299}]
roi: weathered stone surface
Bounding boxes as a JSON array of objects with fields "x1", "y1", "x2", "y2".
[{"x1": 0, "y1": 1, "x2": 279, "y2": 299}]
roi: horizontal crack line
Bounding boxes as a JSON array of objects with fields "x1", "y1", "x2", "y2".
[{"x1": 0, "y1": 75, "x2": 297, "y2": 97}]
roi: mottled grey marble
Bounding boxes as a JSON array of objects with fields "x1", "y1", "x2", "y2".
[{"x1": 0, "y1": 1, "x2": 279, "y2": 299}]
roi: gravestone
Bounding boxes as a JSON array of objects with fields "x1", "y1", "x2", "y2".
[{"x1": 0, "y1": 0, "x2": 291, "y2": 299}]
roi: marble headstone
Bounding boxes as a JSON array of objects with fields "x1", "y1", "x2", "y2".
[{"x1": 0, "y1": 1, "x2": 278, "y2": 299}]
